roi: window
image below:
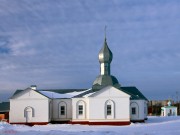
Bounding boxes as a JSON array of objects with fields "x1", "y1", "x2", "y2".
[
  {"x1": 59, "y1": 101, "x2": 67, "y2": 118},
  {"x1": 78, "y1": 105, "x2": 83, "y2": 115},
  {"x1": 60, "y1": 106, "x2": 65, "y2": 115},
  {"x1": 132, "y1": 107, "x2": 136, "y2": 115},
  {"x1": 105, "y1": 100, "x2": 115, "y2": 119},
  {"x1": 107, "y1": 105, "x2": 112, "y2": 115}
]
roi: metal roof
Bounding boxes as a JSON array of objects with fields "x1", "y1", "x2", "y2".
[
  {"x1": 12, "y1": 86, "x2": 148, "y2": 101},
  {"x1": 12, "y1": 89, "x2": 87, "y2": 98},
  {"x1": 92, "y1": 75, "x2": 120, "y2": 91},
  {"x1": 99, "y1": 38, "x2": 113, "y2": 63},
  {"x1": 40, "y1": 89, "x2": 86, "y2": 94},
  {"x1": 12, "y1": 90, "x2": 23, "y2": 96},
  {"x1": 161, "y1": 106, "x2": 177, "y2": 108},
  {"x1": 73, "y1": 86, "x2": 148, "y2": 100},
  {"x1": 73, "y1": 89, "x2": 94, "y2": 98},
  {"x1": 121, "y1": 87, "x2": 148, "y2": 100}
]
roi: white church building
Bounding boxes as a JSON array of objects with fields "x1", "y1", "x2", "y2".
[
  {"x1": 9, "y1": 37, "x2": 148, "y2": 126},
  {"x1": 161, "y1": 101, "x2": 177, "y2": 117}
]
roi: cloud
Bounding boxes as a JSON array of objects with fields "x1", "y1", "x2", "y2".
[{"x1": 0, "y1": 0, "x2": 180, "y2": 101}]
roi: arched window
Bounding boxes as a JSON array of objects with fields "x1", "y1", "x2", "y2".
[
  {"x1": 59, "y1": 101, "x2": 67, "y2": 118},
  {"x1": 76, "y1": 100, "x2": 86, "y2": 119},
  {"x1": 130, "y1": 102, "x2": 139, "y2": 119},
  {"x1": 24, "y1": 106, "x2": 34, "y2": 123},
  {"x1": 105, "y1": 100, "x2": 115, "y2": 119}
]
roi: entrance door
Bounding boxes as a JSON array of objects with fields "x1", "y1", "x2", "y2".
[
  {"x1": 25, "y1": 107, "x2": 33, "y2": 123},
  {"x1": 169, "y1": 109, "x2": 172, "y2": 116}
]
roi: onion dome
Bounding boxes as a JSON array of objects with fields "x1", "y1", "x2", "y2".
[
  {"x1": 98, "y1": 38, "x2": 113, "y2": 63},
  {"x1": 92, "y1": 36, "x2": 121, "y2": 91}
]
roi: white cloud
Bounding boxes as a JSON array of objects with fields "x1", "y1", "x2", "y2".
[{"x1": 0, "y1": 0, "x2": 180, "y2": 101}]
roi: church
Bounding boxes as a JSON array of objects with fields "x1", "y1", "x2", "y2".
[{"x1": 9, "y1": 36, "x2": 148, "y2": 126}]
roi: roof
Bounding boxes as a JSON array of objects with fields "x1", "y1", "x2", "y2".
[
  {"x1": 12, "y1": 89, "x2": 87, "y2": 99},
  {"x1": 121, "y1": 87, "x2": 148, "y2": 100},
  {"x1": 0, "y1": 102, "x2": 10, "y2": 112},
  {"x1": 10, "y1": 88, "x2": 51, "y2": 99},
  {"x1": 39, "y1": 89, "x2": 88, "y2": 99},
  {"x1": 161, "y1": 106, "x2": 177, "y2": 109},
  {"x1": 74, "y1": 86, "x2": 148, "y2": 100},
  {"x1": 92, "y1": 75, "x2": 120, "y2": 91},
  {"x1": 73, "y1": 89, "x2": 94, "y2": 98},
  {"x1": 12, "y1": 90, "x2": 23, "y2": 96},
  {"x1": 12, "y1": 87, "x2": 147, "y2": 100},
  {"x1": 40, "y1": 89, "x2": 86, "y2": 94}
]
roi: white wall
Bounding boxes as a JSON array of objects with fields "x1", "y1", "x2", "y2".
[
  {"x1": 72, "y1": 86, "x2": 130, "y2": 122},
  {"x1": 51, "y1": 99, "x2": 72, "y2": 121},
  {"x1": 88, "y1": 97, "x2": 130, "y2": 122},
  {"x1": 10, "y1": 98, "x2": 50, "y2": 123},
  {"x1": 161, "y1": 107, "x2": 177, "y2": 116},
  {"x1": 72, "y1": 98, "x2": 89, "y2": 121},
  {"x1": 130, "y1": 100, "x2": 147, "y2": 121},
  {"x1": 10, "y1": 89, "x2": 50, "y2": 123}
]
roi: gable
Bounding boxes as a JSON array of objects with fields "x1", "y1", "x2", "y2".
[
  {"x1": 89, "y1": 86, "x2": 130, "y2": 98},
  {"x1": 11, "y1": 88, "x2": 49, "y2": 100}
]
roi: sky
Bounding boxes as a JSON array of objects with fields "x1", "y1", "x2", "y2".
[{"x1": 0, "y1": 0, "x2": 180, "y2": 101}]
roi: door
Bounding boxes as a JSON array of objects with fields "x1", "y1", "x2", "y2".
[{"x1": 25, "y1": 107, "x2": 33, "y2": 123}]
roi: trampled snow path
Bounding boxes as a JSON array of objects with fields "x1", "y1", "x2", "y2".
[{"x1": 0, "y1": 116, "x2": 180, "y2": 135}]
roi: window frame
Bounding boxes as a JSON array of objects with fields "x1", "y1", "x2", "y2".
[
  {"x1": 132, "y1": 107, "x2": 136, "y2": 115},
  {"x1": 107, "y1": 104, "x2": 112, "y2": 116},
  {"x1": 60, "y1": 106, "x2": 65, "y2": 115},
  {"x1": 78, "y1": 105, "x2": 83, "y2": 115}
]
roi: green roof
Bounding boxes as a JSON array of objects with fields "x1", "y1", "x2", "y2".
[
  {"x1": 12, "y1": 90, "x2": 23, "y2": 96},
  {"x1": 121, "y1": 87, "x2": 148, "y2": 100},
  {"x1": 92, "y1": 75, "x2": 120, "y2": 91},
  {"x1": 12, "y1": 87, "x2": 147, "y2": 101},
  {"x1": 73, "y1": 86, "x2": 148, "y2": 100},
  {"x1": 161, "y1": 106, "x2": 177, "y2": 108},
  {"x1": 0, "y1": 102, "x2": 10, "y2": 112}
]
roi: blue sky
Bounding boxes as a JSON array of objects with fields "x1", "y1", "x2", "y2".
[{"x1": 0, "y1": 0, "x2": 180, "y2": 101}]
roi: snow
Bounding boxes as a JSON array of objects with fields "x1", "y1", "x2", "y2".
[
  {"x1": 83, "y1": 92, "x2": 96, "y2": 98},
  {"x1": 1, "y1": 116, "x2": 180, "y2": 135},
  {"x1": 39, "y1": 89, "x2": 89, "y2": 98}
]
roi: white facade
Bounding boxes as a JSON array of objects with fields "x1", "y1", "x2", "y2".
[
  {"x1": 130, "y1": 100, "x2": 148, "y2": 121},
  {"x1": 9, "y1": 85, "x2": 148, "y2": 125},
  {"x1": 161, "y1": 101, "x2": 177, "y2": 117},
  {"x1": 51, "y1": 99, "x2": 72, "y2": 122},
  {"x1": 10, "y1": 88, "x2": 51, "y2": 124},
  {"x1": 72, "y1": 86, "x2": 130, "y2": 124},
  {"x1": 161, "y1": 106, "x2": 177, "y2": 116}
]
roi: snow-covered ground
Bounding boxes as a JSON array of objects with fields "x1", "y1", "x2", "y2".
[{"x1": 1, "y1": 116, "x2": 180, "y2": 135}]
